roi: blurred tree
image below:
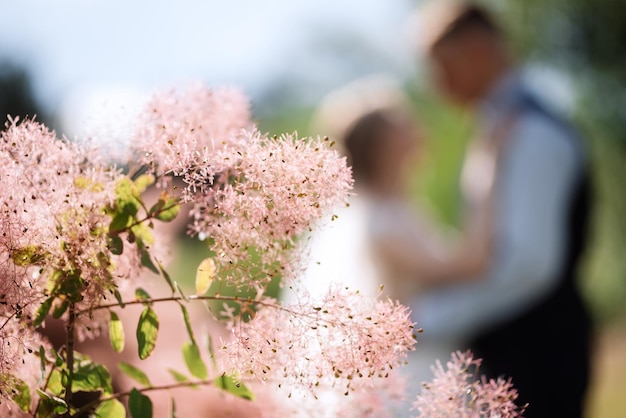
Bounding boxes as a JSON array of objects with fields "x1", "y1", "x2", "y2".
[
  {"x1": 0, "y1": 59, "x2": 49, "y2": 125},
  {"x1": 255, "y1": 23, "x2": 410, "y2": 137}
]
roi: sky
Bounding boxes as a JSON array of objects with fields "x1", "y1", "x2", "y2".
[
  {"x1": 0, "y1": 0, "x2": 576, "y2": 147},
  {"x1": 0, "y1": 0, "x2": 416, "y2": 139}
]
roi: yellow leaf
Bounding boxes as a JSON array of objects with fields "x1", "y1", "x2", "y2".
[{"x1": 195, "y1": 258, "x2": 216, "y2": 296}]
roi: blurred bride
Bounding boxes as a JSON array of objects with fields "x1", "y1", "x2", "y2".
[{"x1": 290, "y1": 76, "x2": 479, "y2": 416}]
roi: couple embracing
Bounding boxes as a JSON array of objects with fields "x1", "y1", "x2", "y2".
[{"x1": 304, "y1": 2, "x2": 592, "y2": 417}]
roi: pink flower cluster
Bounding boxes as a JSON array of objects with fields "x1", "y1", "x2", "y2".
[
  {"x1": 0, "y1": 238, "x2": 48, "y2": 406},
  {"x1": 250, "y1": 368, "x2": 407, "y2": 418},
  {"x1": 0, "y1": 117, "x2": 174, "y2": 407},
  {"x1": 186, "y1": 131, "x2": 352, "y2": 288},
  {"x1": 132, "y1": 83, "x2": 252, "y2": 180},
  {"x1": 0, "y1": 317, "x2": 47, "y2": 413},
  {"x1": 132, "y1": 85, "x2": 352, "y2": 290},
  {"x1": 1, "y1": 119, "x2": 118, "y2": 292},
  {"x1": 0, "y1": 84, "x2": 525, "y2": 418},
  {"x1": 220, "y1": 286, "x2": 416, "y2": 399},
  {"x1": 0, "y1": 120, "x2": 103, "y2": 403},
  {"x1": 412, "y1": 350, "x2": 524, "y2": 418}
]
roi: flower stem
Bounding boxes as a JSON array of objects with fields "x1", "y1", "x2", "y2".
[{"x1": 63, "y1": 303, "x2": 76, "y2": 417}]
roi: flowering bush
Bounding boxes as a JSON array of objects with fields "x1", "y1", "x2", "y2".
[
  {"x1": 413, "y1": 351, "x2": 524, "y2": 418},
  {"x1": 0, "y1": 84, "x2": 522, "y2": 417}
]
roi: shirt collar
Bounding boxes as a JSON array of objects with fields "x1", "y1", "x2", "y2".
[{"x1": 477, "y1": 70, "x2": 525, "y2": 124}]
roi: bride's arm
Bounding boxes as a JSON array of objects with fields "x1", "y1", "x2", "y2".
[{"x1": 371, "y1": 194, "x2": 496, "y2": 292}]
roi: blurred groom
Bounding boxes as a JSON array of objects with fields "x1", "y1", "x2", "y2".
[{"x1": 409, "y1": 2, "x2": 593, "y2": 416}]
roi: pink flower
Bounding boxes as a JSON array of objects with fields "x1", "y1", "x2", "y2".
[
  {"x1": 0, "y1": 118, "x2": 151, "y2": 340},
  {"x1": 131, "y1": 84, "x2": 352, "y2": 291},
  {"x1": 186, "y1": 130, "x2": 352, "y2": 290},
  {"x1": 412, "y1": 350, "x2": 524, "y2": 418},
  {"x1": 220, "y1": 286, "x2": 416, "y2": 400},
  {"x1": 252, "y1": 371, "x2": 407, "y2": 418},
  {"x1": 131, "y1": 83, "x2": 252, "y2": 180},
  {"x1": 0, "y1": 221, "x2": 44, "y2": 327},
  {"x1": 0, "y1": 316, "x2": 50, "y2": 412}
]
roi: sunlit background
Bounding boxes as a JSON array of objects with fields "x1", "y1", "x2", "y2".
[
  {"x1": 0, "y1": 0, "x2": 412, "y2": 139},
  {"x1": 2, "y1": 1, "x2": 625, "y2": 416}
]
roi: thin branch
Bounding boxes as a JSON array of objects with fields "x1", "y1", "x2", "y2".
[
  {"x1": 120, "y1": 201, "x2": 180, "y2": 233},
  {"x1": 62, "y1": 303, "x2": 76, "y2": 418},
  {"x1": 77, "y1": 294, "x2": 297, "y2": 316},
  {"x1": 77, "y1": 293, "x2": 352, "y2": 331},
  {"x1": 71, "y1": 379, "x2": 216, "y2": 417}
]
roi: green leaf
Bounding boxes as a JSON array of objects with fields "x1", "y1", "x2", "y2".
[
  {"x1": 167, "y1": 369, "x2": 189, "y2": 383},
  {"x1": 138, "y1": 242, "x2": 159, "y2": 274},
  {"x1": 155, "y1": 199, "x2": 180, "y2": 222},
  {"x1": 51, "y1": 348, "x2": 64, "y2": 368},
  {"x1": 73, "y1": 360, "x2": 114, "y2": 395},
  {"x1": 149, "y1": 192, "x2": 180, "y2": 222},
  {"x1": 214, "y1": 374, "x2": 255, "y2": 401},
  {"x1": 96, "y1": 251, "x2": 112, "y2": 269},
  {"x1": 74, "y1": 176, "x2": 104, "y2": 192},
  {"x1": 54, "y1": 270, "x2": 85, "y2": 302},
  {"x1": 43, "y1": 369, "x2": 64, "y2": 399},
  {"x1": 147, "y1": 199, "x2": 165, "y2": 217},
  {"x1": 135, "y1": 287, "x2": 151, "y2": 302},
  {"x1": 33, "y1": 296, "x2": 54, "y2": 327},
  {"x1": 195, "y1": 258, "x2": 215, "y2": 296},
  {"x1": 11, "y1": 379, "x2": 31, "y2": 412},
  {"x1": 118, "y1": 362, "x2": 152, "y2": 387},
  {"x1": 114, "y1": 177, "x2": 140, "y2": 217},
  {"x1": 113, "y1": 289, "x2": 126, "y2": 308},
  {"x1": 137, "y1": 307, "x2": 159, "y2": 360},
  {"x1": 51, "y1": 299, "x2": 69, "y2": 319},
  {"x1": 131, "y1": 223, "x2": 155, "y2": 245},
  {"x1": 12, "y1": 245, "x2": 43, "y2": 266},
  {"x1": 178, "y1": 303, "x2": 197, "y2": 347},
  {"x1": 134, "y1": 174, "x2": 155, "y2": 193},
  {"x1": 94, "y1": 398, "x2": 126, "y2": 418},
  {"x1": 38, "y1": 345, "x2": 47, "y2": 381},
  {"x1": 129, "y1": 388, "x2": 153, "y2": 418},
  {"x1": 182, "y1": 341, "x2": 207, "y2": 380},
  {"x1": 109, "y1": 212, "x2": 131, "y2": 233},
  {"x1": 36, "y1": 389, "x2": 68, "y2": 414},
  {"x1": 109, "y1": 311, "x2": 125, "y2": 353},
  {"x1": 157, "y1": 260, "x2": 175, "y2": 293},
  {"x1": 108, "y1": 235, "x2": 124, "y2": 255}
]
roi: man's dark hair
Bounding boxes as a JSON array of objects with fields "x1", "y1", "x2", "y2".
[{"x1": 431, "y1": 3, "x2": 502, "y2": 49}]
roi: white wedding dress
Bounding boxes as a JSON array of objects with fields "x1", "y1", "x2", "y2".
[{"x1": 287, "y1": 192, "x2": 462, "y2": 417}]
